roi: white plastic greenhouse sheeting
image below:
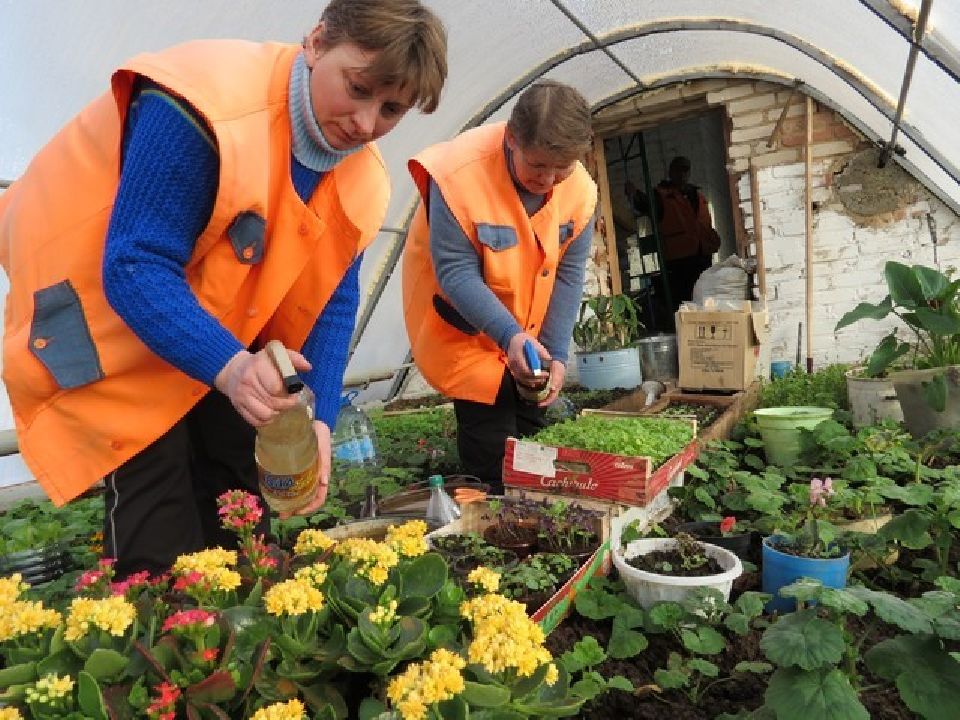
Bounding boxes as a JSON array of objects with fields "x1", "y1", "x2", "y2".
[{"x1": 1, "y1": 0, "x2": 959, "y2": 425}]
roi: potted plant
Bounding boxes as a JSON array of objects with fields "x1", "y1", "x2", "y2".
[
  {"x1": 676, "y1": 515, "x2": 755, "y2": 561},
  {"x1": 752, "y1": 406, "x2": 835, "y2": 466},
  {"x1": 482, "y1": 498, "x2": 538, "y2": 558},
  {"x1": 835, "y1": 260, "x2": 960, "y2": 437},
  {"x1": 571, "y1": 293, "x2": 644, "y2": 390},
  {"x1": 844, "y1": 365, "x2": 903, "y2": 428},
  {"x1": 535, "y1": 499, "x2": 602, "y2": 561},
  {"x1": 761, "y1": 477, "x2": 851, "y2": 613},
  {"x1": 612, "y1": 531, "x2": 743, "y2": 608}
]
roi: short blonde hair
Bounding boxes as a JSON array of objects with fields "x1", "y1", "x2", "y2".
[
  {"x1": 507, "y1": 81, "x2": 593, "y2": 161},
  {"x1": 317, "y1": 0, "x2": 447, "y2": 113}
]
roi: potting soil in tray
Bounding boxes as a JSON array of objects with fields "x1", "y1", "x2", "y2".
[
  {"x1": 627, "y1": 549, "x2": 724, "y2": 576},
  {"x1": 655, "y1": 402, "x2": 721, "y2": 426}
]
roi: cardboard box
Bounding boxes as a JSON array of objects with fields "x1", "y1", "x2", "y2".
[
  {"x1": 676, "y1": 303, "x2": 769, "y2": 392},
  {"x1": 502, "y1": 430, "x2": 699, "y2": 507}
]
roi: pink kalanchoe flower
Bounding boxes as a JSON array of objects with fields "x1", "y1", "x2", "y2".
[
  {"x1": 111, "y1": 570, "x2": 152, "y2": 597},
  {"x1": 75, "y1": 569, "x2": 106, "y2": 592},
  {"x1": 173, "y1": 571, "x2": 205, "y2": 592}
]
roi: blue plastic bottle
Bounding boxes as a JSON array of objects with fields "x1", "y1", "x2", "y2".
[{"x1": 332, "y1": 391, "x2": 379, "y2": 467}]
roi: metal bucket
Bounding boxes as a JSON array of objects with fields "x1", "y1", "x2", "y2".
[
  {"x1": 575, "y1": 347, "x2": 642, "y2": 390},
  {"x1": 637, "y1": 334, "x2": 679, "y2": 382}
]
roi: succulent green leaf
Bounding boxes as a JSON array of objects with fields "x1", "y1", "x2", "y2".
[
  {"x1": 82, "y1": 648, "x2": 129, "y2": 682},
  {"x1": 77, "y1": 671, "x2": 108, "y2": 720},
  {"x1": 399, "y1": 552, "x2": 447, "y2": 599},
  {"x1": 0, "y1": 662, "x2": 37, "y2": 687},
  {"x1": 462, "y1": 680, "x2": 511, "y2": 707}
]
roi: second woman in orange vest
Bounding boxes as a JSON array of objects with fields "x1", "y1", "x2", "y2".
[
  {"x1": 403, "y1": 81, "x2": 597, "y2": 493},
  {"x1": 0, "y1": 0, "x2": 447, "y2": 578}
]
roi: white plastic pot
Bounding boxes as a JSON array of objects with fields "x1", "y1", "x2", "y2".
[{"x1": 612, "y1": 538, "x2": 743, "y2": 608}]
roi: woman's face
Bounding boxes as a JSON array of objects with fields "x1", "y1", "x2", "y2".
[
  {"x1": 505, "y1": 129, "x2": 578, "y2": 195},
  {"x1": 303, "y1": 24, "x2": 414, "y2": 150}
]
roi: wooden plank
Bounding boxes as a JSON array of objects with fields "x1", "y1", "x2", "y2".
[
  {"x1": 592, "y1": 136, "x2": 621, "y2": 295},
  {"x1": 804, "y1": 96, "x2": 814, "y2": 373},
  {"x1": 749, "y1": 161, "x2": 768, "y2": 301}
]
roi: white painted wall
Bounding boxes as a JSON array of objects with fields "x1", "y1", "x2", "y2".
[{"x1": 739, "y1": 162, "x2": 960, "y2": 367}]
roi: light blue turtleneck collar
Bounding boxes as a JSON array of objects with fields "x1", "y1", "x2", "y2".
[{"x1": 289, "y1": 52, "x2": 362, "y2": 172}]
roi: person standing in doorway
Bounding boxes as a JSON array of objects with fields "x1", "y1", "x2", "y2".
[
  {"x1": 626, "y1": 155, "x2": 721, "y2": 312},
  {"x1": 0, "y1": 0, "x2": 447, "y2": 578},
  {"x1": 402, "y1": 81, "x2": 597, "y2": 494}
]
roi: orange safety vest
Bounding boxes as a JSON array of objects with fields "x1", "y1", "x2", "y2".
[
  {"x1": 0, "y1": 40, "x2": 389, "y2": 505},
  {"x1": 656, "y1": 185, "x2": 719, "y2": 261},
  {"x1": 402, "y1": 123, "x2": 597, "y2": 404}
]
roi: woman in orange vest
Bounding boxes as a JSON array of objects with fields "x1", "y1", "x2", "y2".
[
  {"x1": 403, "y1": 81, "x2": 597, "y2": 494},
  {"x1": 0, "y1": 0, "x2": 447, "y2": 578}
]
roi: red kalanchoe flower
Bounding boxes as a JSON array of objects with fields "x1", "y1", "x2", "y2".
[
  {"x1": 719, "y1": 516, "x2": 737, "y2": 534},
  {"x1": 162, "y1": 608, "x2": 218, "y2": 634},
  {"x1": 200, "y1": 647, "x2": 219, "y2": 662},
  {"x1": 217, "y1": 490, "x2": 263, "y2": 536},
  {"x1": 111, "y1": 570, "x2": 153, "y2": 597},
  {"x1": 146, "y1": 681, "x2": 181, "y2": 719},
  {"x1": 75, "y1": 568, "x2": 106, "y2": 592},
  {"x1": 173, "y1": 571, "x2": 205, "y2": 593}
]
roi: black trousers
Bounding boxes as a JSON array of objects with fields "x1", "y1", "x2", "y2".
[
  {"x1": 103, "y1": 391, "x2": 269, "y2": 579},
  {"x1": 453, "y1": 370, "x2": 548, "y2": 495},
  {"x1": 666, "y1": 254, "x2": 712, "y2": 311}
]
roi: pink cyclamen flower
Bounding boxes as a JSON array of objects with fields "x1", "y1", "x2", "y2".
[{"x1": 809, "y1": 477, "x2": 835, "y2": 507}]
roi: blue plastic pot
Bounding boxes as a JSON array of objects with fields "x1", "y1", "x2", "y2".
[
  {"x1": 770, "y1": 360, "x2": 793, "y2": 379},
  {"x1": 761, "y1": 536, "x2": 850, "y2": 613}
]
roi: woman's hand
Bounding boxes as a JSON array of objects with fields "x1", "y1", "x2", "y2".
[
  {"x1": 506, "y1": 333, "x2": 551, "y2": 389},
  {"x1": 278, "y1": 421, "x2": 331, "y2": 520},
  {"x1": 215, "y1": 347, "x2": 312, "y2": 426},
  {"x1": 538, "y1": 359, "x2": 566, "y2": 407}
]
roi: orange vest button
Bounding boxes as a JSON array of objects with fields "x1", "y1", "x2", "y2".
[
  {"x1": 247, "y1": 307, "x2": 258, "y2": 317},
  {"x1": 541, "y1": 268, "x2": 550, "y2": 277},
  {"x1": 298, "y1": 223, "x2": 309, "y2": 236},
  {"x1": 242, "y1": 246, "x2": 254, "y2": 260},
  {"x1": 32, "y1": 338, "x2": 48, "y2": 349},
  {"x1": 110, "y1": 440, "x2": 123, "y2": 451}
]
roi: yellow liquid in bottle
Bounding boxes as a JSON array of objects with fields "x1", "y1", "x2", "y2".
[{"x1": 255, "y1": 401, "x2": 319, "y2": 514}]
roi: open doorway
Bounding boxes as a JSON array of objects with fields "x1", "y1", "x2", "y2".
[{"x1": 603, "y1": 108, "x2": 735, "y2": 332}]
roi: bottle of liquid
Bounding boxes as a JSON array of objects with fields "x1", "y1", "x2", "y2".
[
  {"x1": 254, "y1": 340, "x2": 319, "y2": 514},
  {"x1": 425, "y1": 474, "x2": 461, "y2": 525},
  {"x1": 332, "y1": 392, "x2": 379, "y2": 467}
]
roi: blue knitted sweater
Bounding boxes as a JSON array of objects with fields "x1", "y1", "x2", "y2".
[{"x1": 102, "y1": 56, "x2": 359, "y2": 429}]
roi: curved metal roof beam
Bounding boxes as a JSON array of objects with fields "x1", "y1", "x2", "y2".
[{"x1": 859, "y1": 0, "x2": 960, "y2": 84}]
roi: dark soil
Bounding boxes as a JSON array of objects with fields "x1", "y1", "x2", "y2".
[
  {"x1": 628, "y1": 550, "x2": 725, "y2": 576},
  {"x1": 561, "y1": 385, "x2": 638, "y2": 411}
]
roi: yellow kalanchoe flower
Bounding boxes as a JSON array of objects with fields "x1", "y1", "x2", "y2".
[
  {"x1": 293, "y1": 563, "x2": 328, "y2": 588},
  {"x1": 461, "y1": 593, "x2": 552, "y2": 677},
  {"x1": 264, "y1": 578, "x2": 325, "y2": 617},
  {"x1": 0, "y1": 600, "x2": 62, "y2": 643},
  {"x1": 466, "y1": 566, "x2": 500, "y2": 593},
  {"x1": 386, "y1": 520, "x2": 429, "y2": 558},
  {"x1": 333, "y1": 537, "x2": 399, "y2": 586},
  {"x1": 0, "y1": 573, "x2": 27, "y2": 604},
  {"x1": 293, "y1": 529, "x2": 335, "y2": 556},
  {"x1": 368, "y1": 599, "x2": 398, "y2": 626},
  {"x1": 0, "y1": 706, "x2": 24, "y2": 720},
  {"x1": 25, "y1": 673, "x2": 75, "y2": 704},
  {"x1": 250, "y1": 698, "x2": 306, "y2": 720},
  {"x1": 172, "y1": 548, "x2": 237, "y2": 575},
  {"x1": 545, "y1": 662, "x2": 559, "y2": 687},
  {"x1": 387, "y1": 648, "x2": 466, "y2": 720},
  {"x1": 64, "y1": 596, "x2": 136, "y2": 642}
]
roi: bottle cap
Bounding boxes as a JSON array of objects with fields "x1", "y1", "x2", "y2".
[{"x1": 427, "y1": 474, "x2": 444, "y2": 488}]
